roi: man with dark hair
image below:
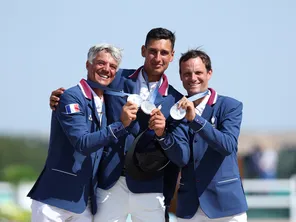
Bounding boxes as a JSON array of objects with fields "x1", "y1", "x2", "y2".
[
  {"x1": 50, "y1": 28, "x2": 189, "y2": 222},
  {"x1": 173, "y1": 49, "x2": 248, "y2": 222},
  {"x1": 145, "y1": 28, "x2": 176, "y2": 49}
]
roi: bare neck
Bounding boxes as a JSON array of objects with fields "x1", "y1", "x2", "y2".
[
  {"x1": 148, "y1": 75, "x2": 161, "y2": 82},
  {"x1": 93, "y1": 88, "x2": 104, "y2": 98},
  {"x1": 193, "y1": 98, "x2": 204, "y2": 107},
  {"x1": 143, "y1": 68, "x2": 162, "y2": 82}
]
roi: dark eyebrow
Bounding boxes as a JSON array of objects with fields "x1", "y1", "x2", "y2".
[
  {"x1": 183, "y1": 71, "x2": 191, "y2": 75},
  {"x1": 195, "y1": 71, "x2": 203, "y2": 74},
  {"x1": 148, "y1": 48, "x2": 157, "y2": 52}
]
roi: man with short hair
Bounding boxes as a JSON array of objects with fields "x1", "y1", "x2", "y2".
[
  {"x1": 28, "y1": 43, "x2": 138, "y2": 222},
  {"x1": 172, "y1": 49, "x2": 248, "y2": 222}
]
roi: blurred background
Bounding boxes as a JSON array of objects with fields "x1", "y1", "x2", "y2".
[{"x1": 0, "y1": 0, "x2": 295, "y2": 221}]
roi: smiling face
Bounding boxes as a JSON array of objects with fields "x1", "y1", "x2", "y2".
[
  {"x1": 86, "y1": 50, "x2": 118, "y2": 86},
  {"x1": 180, "y1": 57, "x2": 212, "y2": 96},
  {"x1": 141, "y1": 39, "x2": 174, "y2": 82}
]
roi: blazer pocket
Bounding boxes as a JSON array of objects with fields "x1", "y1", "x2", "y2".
[
  {"x1": 216, "y1": 177, "x2": 242, "y2": 211},
  {"x1": 217, "y1": 177, "x2": 238, "y2": 184},
  {"x1": 51, "y1": 168, "x2": 77, "y2": 177}
]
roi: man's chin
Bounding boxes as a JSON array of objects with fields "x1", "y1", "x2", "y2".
[
  {"x1": 188, "y1": 89, "x2": 201, "y2": 96},
  {"x1": 96, "y1": 79, "x2": 110, "y2": 86},
  {"x1": 152, "y1": 69, "x2": 165, "y2": 76}
]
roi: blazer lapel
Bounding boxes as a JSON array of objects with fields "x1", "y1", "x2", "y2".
[
  {"x1": 154, "y1": 92, "x2": 165, "y2": 107},
  {"x1": 192, "y1": 87, "x2": 218, "y2": 166},
  {"x1": 124, "y1": 78, "x2": 138, "y2": 94},
  {"x1": 88, "y1": 98, "x2": 101, "y2": 129},
  {"x1": 79, "y1": 78, "x2": 103, "y2": 130},
  {"x1": 100, "y1": 102, "x2": 107, "y2": 128},
  {"x1": 192, "y1": 104, "x2": 214, "y2": 168}
]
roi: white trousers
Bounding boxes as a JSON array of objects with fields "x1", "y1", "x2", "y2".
[
  {"x1": 93, "y1": 176, "x2": 165, "y2": 222},
  {"x1": 177, "y1": 208, "x2": 247, "y2": 222},
  {"x1": 31, "y1": 200, "x2": 93, "y2": 222}
]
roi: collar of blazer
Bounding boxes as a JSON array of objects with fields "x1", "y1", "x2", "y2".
[
  {"x1": 128, "y1": 66, "x2": 169, "y2": 96},
  {"x1": 207, "y1": 88, "x2": 218, "y2": 105},
  {"x1": 199, "y1": 88, "x2": 218, "y2": 124},
  {"x1": 78, "y1": 78, "x2": 106, "y2": 127},
  {"x1": 78, "y1": 79, "x2": 93, "y2": 100}
]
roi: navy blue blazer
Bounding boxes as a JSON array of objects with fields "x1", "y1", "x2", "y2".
[
  {"x1": 28, "y1": 79, "x2": 129, "y2": 214},
  {"x1": 175, "y1": 89, "x2": 248, "y2": 219},
  {"x1": 98, "y1": 67, "x2": 189, "y2": 206}
]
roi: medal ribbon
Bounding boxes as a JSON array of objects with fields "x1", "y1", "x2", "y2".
[
  {"x1": 142, "y1": 70, "x2": 161, "y2": 104},
  {"x1": 86, "y1": 80, "x2": 131, "y2": 97},
  {"x1": 169, "y1": 90, "x2": 210, "y2": 120},
  {"x1": 186, "y1": 90, "x2": 209, "y2": 102}
]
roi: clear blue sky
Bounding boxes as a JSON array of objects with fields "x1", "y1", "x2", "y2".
[{"x1": 0, "y1": 0, "x2": 295, "y2": 136}]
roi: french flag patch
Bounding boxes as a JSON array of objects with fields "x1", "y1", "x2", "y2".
[{"x1": 65, "y1": 103, "x2": 80, "y2": 114}]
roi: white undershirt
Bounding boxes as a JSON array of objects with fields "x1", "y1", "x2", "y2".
[
  {"x1": 195, "y1": 90, "x2": 211, "y2": 116},
  {"x1": 137, "y1": 68, "x2": 163, "y2": 101},
  {"x1": 89, "y1": 87, "x2": 104, "y2": 124}
]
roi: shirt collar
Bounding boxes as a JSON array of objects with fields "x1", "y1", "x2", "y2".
[{"x1": 128, "y1": 66, "x2": 169, "y2": 96}]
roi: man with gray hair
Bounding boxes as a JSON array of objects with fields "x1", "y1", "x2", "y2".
[{"x1": 27, "y1": 43, "x2": 138, "y2": 221}]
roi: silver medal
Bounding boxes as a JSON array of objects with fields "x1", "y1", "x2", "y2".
[
  {"x1": 141, "y1": 101, "x2": 156, "y2": 115},
  {"x1": 170, "y1": 104, "x2": 186, "y2": 120},
  {"x1": 127, "y1": 94, "x2": 143, "y2": 107}
]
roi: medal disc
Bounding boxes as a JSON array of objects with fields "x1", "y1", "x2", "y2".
[
  {"x1": 141, "y1": 101, "x2": 156, "y2": 115},
  {"x1": 127, "y1": 94, "x2": 143, "y2": 107},
  {"x1": 170, "y1": 104, "x2": 186, "y2": 120}
]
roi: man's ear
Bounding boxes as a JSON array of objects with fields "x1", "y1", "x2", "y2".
[
  {"x1": 141, "y1": 45, "x2": 146, "y2": 57},
  {"x1": 179, "y1": 70, "x2": 184, "y2": 82},
  {"x1": 207, "y1": 69, "x2": 213, "y2": 80},
  {"x1": 170, "y1": 50, "x2": 175, "y2": 62},
  {"x1": 86, "y1": 61, "x2": 90, "y2": 69}
]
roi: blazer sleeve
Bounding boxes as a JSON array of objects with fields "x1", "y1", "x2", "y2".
[
  {"x1": 157, "y1": 119, "x2": 190, "y2": 167},
  {"x1": 55, "y1": 90, "x2": 128, "y2": 156},
  {"x1": 189, "y1": 99, "x2": 243, "y2": 156}
]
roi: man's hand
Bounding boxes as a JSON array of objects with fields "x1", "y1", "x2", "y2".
[
  {"x1": 149, "y1": 108, "x2": 166, "y2": 137},
  {"x1": 120, "y1": 101, "x2": 138, "y2": 127},
  {"x1": 50, "y1": 87, "x2": 65, "y2": 110},
  {"x1": 178, "y1": 96, "x2": 196, "y2": 122}
]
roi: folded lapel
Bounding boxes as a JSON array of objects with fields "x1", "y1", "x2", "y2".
[
  {"x1": 124, "y1": 77, "x2": 138, "y2": 94},
  {"x1": 154, "y1": 92, "x2": 165, "y2": 107},
  {"x1": 192, "y1": 94, "x2": 216, "y2": 165},
  {"x1": 87, "y1": 98, "x2": 101, "y2": 129},
  {"x1": 100, "y1": 103, "x2": 107, "y2": 128},
  {"x1": 193, "y1": 104, "x2": 214, "y2": 142}
]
